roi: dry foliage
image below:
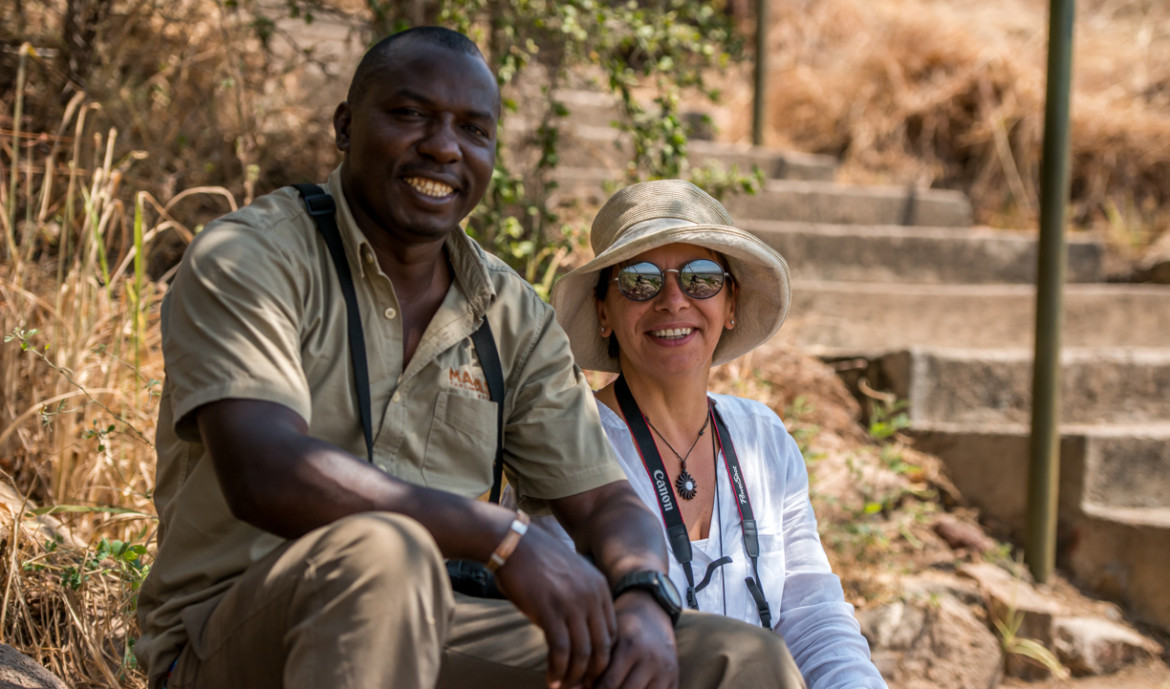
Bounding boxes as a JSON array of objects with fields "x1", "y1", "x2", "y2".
[
  {"x1": 714, "y1": 0, "x2": 1170, "y2": 259},
  {"x1": 0, "y1": 7, "x2": 237, "y2": 680}
]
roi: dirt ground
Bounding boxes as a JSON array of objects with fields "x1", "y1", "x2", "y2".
[{"x1": 1001, "y1": 659, "x2": 1170, "y2": 689}]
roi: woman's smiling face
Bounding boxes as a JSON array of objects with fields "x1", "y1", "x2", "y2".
[{"x1": 597, "y1": 243, "x2": 736, "y2": 380}]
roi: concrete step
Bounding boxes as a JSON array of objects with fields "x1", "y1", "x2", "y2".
[
  {"x1": 902, "y1": 420, "x2": 1170, "y2": 634},
  {"x1": 775, "y1": 281, "x2": 1170, "y2": 354},
  {"x1": 690, "y1": 140, "x2": 838, "y2": 183},
  {"x1": 1068, "y1": 504, "x2": 1170, "y2": 633},
  {"x1": 504, "y1": 121, "x2": 838, "y2": 181},
  {"x1": 725, "y1": 179, "x2": 973, "y2": 227},
  {"x1": 740, "y1": 221, "x2": 1105, "y2": 284},
  {"x1": 506, "y1": 87, "x2": 839, "y2": 181},
  {"x1": 874, "y1": 347, "x2": 1170, "y2": 427},
  {"x1": 908, "y1": 423, "x2": 1170, "y2": 532},
  {"x1": 552, "y1": 168, "x2": 973, "y2": 226},
  {"x1": 551, "y1": 88, "x2": 624, "y2": 125}
]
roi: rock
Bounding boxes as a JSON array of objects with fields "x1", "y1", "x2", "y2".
[
  {"x1": 1138, "y1": 232, "x2": 1170, "y2": 284},
  {"x1": 861, "y1": 596, "x2": 1003, "y2": 689},
  {"x1": 1053, "y1": 616, "x2": 1163, "y2": 676},
  {"x1": 933, "y1": 513, "x2": 998, "y2": 552},
  {"x1": 959, "y1": 563, "x2": 1070, "y2": 680},
  {"x1": 899, "y1": 572, "x2": 985, "y2": 608},
  {"x1": 0, "y1": 481, "x2": 83, "y2": 549},
  {"x1": 858, "y1": 601, "x2": 929, "y2": 650},
  {"x1": 960, "y1": 563, "x2": 1067, "y2": 643},
  {"x1": 0, "y1": 644, "x2": 70, "y2": 689},
  {"x1": 958, "y1": 562, "x2": 1165, "y2": 680}
]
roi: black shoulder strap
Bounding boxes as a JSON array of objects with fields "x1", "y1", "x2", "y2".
[
  {"x1": 710, "y1": 403, "x2": 773, "y2": 629},
  {"x1": 469, "y1": 320, "x2": 506, "y2": 503},
  {"x1": 293, "y1": 184, "x2": 507, "y2": 503},
  {"x1": 294, "y1": 183, "x2": 374, "y2": 463},
  {"x1": 614, "y1": 375, "x2": 700, "y2": 607}
]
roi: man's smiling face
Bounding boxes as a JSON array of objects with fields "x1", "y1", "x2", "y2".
[{"x1": 334, "y1": 38, "x2": 499, "y2": 246}]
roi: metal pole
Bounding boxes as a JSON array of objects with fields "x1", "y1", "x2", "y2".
[
  {"x1": 752, "y1": 0, "x2": 768, "y2": 147},
  {"x1": 1027, "y1": 0, "x2": 1076, "y2": 584}
]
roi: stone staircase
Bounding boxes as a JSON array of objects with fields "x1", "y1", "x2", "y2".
[{"x1": 530, "y1": 89, "x2": 1170, "y2": 634}]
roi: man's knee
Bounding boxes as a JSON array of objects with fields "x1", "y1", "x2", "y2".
[{"x1": 306, "y1": 512, "x2": 446, "y2": 592}]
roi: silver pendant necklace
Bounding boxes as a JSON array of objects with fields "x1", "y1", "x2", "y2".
[{"x1": 646, "y1": 413, "x2": 710, "y2": 500}]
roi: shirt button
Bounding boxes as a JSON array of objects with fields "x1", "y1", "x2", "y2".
[
  {"x1": 391, "y1": 392, "x2": 400, "y2": 403},
  {"x1": 363, "y1": 248, "x2": 375, "y2": 264},
  {"x1": 384, "y1": 307, "x2": 397, "y2": 320}
]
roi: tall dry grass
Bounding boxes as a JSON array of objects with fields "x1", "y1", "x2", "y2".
[
  {"x1": 0, "y1": 36, "x2": 243, "y2": 685},
  {"x1": 715, "y1": 0, "x2": 1170, "y2": 259}
]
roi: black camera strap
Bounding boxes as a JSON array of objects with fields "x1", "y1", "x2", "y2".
[
  {"x1": 293, "y1": 184, "x2": 506, "y2": 501},
  {"x1": 613, "y1": 375, "x2": 771, "y2": 627},
  {"x1": 710, "y1": 402, "x2": 773, "y2": 629},
  {"x1": 295, "y1": 184, "x2": 374, "y2": 462}
]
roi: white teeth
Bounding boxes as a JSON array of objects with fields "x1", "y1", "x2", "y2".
[
  {"x1": 405, "y1": 177, "x2": 454, "y2": 198},
  {"x1": 652, "y1": 328, "x2": 693, "y2": 339}
]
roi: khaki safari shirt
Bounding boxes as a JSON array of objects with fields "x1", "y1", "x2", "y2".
[{"x1": 135, "y1": 168, "x2": 625, "y2": 680}]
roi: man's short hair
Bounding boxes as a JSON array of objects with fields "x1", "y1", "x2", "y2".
[{"x1": 346, "y1": 27, "x2": 489, "y2": 107}]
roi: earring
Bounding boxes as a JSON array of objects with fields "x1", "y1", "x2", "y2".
[
  {"x1": 731, "y1": 319, "x2": 736, "y2": 326},
  {"x1": 599, "y1": 326, "x2": 606, "y2": 333}
]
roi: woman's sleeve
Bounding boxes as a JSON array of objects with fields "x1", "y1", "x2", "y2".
[{"x1": 770, "y1": 418, "x2": 889, "y2": 689}]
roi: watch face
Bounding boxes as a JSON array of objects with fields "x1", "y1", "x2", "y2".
[{"x1": 657, "y1": 573, "x2": 683, "y2": 609}]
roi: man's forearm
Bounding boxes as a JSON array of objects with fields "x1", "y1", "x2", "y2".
[
  {"x1": 552, "y1": 481, "x2": 669, "y2": 584},
  {"x1": 200, "y1": 398, "x2": 516, "y2": 562}
]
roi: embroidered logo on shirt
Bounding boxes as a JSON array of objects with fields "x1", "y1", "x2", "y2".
[{"x1": 448, "y1": 366, "x2": 491, "y2": 400}]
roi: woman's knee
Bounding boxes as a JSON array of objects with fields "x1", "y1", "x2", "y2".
[{"x1": 675, "y1": 612, "x2": 803, "y2": 687}]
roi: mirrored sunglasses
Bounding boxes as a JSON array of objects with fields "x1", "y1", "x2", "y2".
[{"x1": 611, "y1": 258, "x2": 731, "y2": 302}]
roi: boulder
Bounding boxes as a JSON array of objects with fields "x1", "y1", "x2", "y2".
[
  {"x1": 960, "y1": 562, "x2": 1068, "y2": 640},
  {"x1": 0, "y1": 644, "x2": 69, "y2": 689},
  {"x1": 933, "y1": 513, "x2": 998, "y2": 553},
  {"x1": 859, "y1": 596, "x2": 1003, "y2": 689},
  {"x1": 1053, "y1": 616, "x2": 1163, "y2": 676}
]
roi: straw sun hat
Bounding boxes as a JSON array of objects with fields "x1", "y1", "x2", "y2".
[{"x1": 550, "y1": 179, "x2": 792, "y2": 373}]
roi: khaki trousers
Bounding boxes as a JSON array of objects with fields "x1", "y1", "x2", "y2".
[{"x1": 165, "y1": 512, "x2": 805, "y2": 689}]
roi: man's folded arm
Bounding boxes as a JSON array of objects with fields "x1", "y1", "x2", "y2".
[{"x1": 195, "y1": 397, "x2": 515, "y2": 561}]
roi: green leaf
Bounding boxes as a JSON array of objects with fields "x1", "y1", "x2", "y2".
[{"x1": 30, "y1": 504, "x2": 153, "y2": 517}]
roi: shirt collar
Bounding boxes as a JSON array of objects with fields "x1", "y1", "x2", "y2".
[{"x1": 325, "y1": 167, "x2": 497, "y2": 318}]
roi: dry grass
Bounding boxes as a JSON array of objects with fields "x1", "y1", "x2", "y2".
[
  {"x1": 713, "y1": 0, "x2": 1170, "y2": 259},
  {"x1": 0, "y1": 19, "x2": 239, "y2": 682}
]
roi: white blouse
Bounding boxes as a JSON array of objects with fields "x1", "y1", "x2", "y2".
[{"x1": 531, "y1": 394, "x2": 887, "y2": 689}]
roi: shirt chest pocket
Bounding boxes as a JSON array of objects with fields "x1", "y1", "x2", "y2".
[{"x1": 422, "y1": 391, "x2": 499, "y2": 496}]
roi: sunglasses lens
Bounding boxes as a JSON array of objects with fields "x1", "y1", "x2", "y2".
[
  {"x1": 679, "y1": 259, "x2": 727, "y2": 299},
  {"x1": 617, "y1": 262, "x2": 664, "y2": 301}
]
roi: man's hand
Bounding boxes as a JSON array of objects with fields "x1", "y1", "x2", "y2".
[
  {"x1": 492, "y1": 523, "x2": 616, "y2": 689},
  {"x1": 594, "y1": 593, "x2": 678, "y2": 689},
  {"x1": 538, "y1": 480, "x2": 680, "y2": 689}
]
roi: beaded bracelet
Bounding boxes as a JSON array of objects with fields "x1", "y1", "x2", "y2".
[{"x1": 486, "y1": 509, "x2": 530, "y2": 572}]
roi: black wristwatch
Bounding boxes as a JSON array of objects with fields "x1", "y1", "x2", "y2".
[{"x1": 613, "y1": 570, "x2": 683, "y2": 627}]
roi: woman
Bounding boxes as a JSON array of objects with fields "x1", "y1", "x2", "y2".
[{"x1": 545, "y1": 180, "x2": 887, "y2": 689}]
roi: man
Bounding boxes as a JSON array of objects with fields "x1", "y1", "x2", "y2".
[{"x1": 136, "y1": 26, "x2": 802, "y2": 689}]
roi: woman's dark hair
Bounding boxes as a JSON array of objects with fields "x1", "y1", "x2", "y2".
[{"x1": 592, "y1": 254, "x2": 736, "y2": 361}]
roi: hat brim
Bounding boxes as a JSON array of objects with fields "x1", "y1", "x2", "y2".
[{"x1": 551, "y1": 223, "x2": 791, "y2": 373}]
